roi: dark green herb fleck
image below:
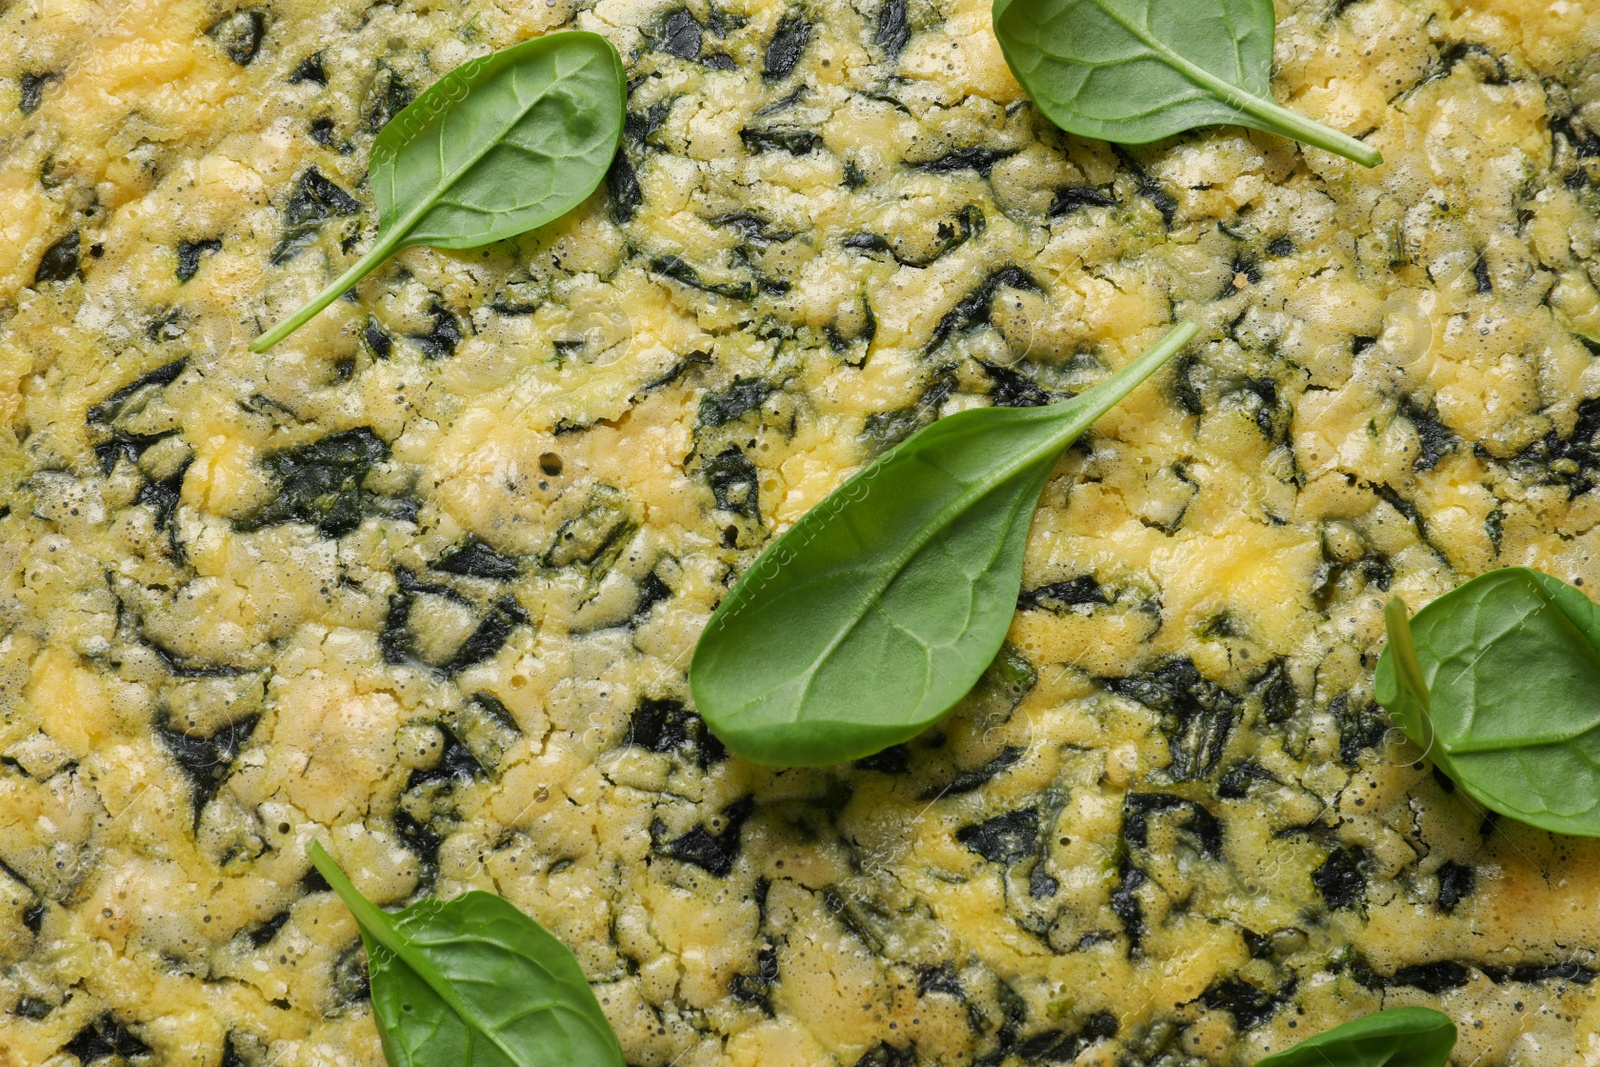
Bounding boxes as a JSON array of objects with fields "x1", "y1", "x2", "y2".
[
  {"x1": 177, "y1": 238, "x2": 223, "y2": 282},
  {"x1": 34, "y1": 230, "x2": 80, "y2": 284},
  {"x1": 64, "y1": 1014, "x2": 151, "y2": 1063},
  {"x1": 209, "y1": 10, "x2": 267, "y2": 66},
  {"x1": 20, "y1": 72, "x2": 54, "y2": 114}
]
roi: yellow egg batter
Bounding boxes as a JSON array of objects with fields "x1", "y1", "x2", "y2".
[{"x1": 2, "y1": 0, "x2": 1600, "y2": 1063}]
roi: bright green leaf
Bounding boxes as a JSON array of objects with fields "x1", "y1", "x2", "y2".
[
  {"x1": 1376, "y1": 568, "x2": 1600, "y2": 836},
  {"x1": 251, "y1": 32, "x2": 626, "y2": 352},
  {"x1": 1256, "y1": 1007, "x2": 1456, "y2": 1067},
  {"x1": 689, "y1": 321, "x2": 1198, "y2": 767},
  {"x1": 990, "y1": 0, "x2": 1382, "y2": 167},
  {"x1": 309, "y1": 841, "x2": 624, "y2": 1067}
]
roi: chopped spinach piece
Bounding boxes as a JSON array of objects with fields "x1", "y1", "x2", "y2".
[
  {"x1": 408, "y1": 300, "x2": 463, "y2": 359},
  {"x1": 246, "y1": 909, "x2": 292, "y2": 948},
  {"x1": 1049, "y1": 186, "x2": 1117, "y2": 215},
  {"x1": 272, "y1": 168, "x2": 360, "y2": 264},
  {"x1": 916, "y1": 964, "x2": 964, "y2": 998},
  {"x1": 1402, "y1": 400, "x2": 1456, "y2": 472},
  {"x1": 363, "y1": 317, "x2": 393, "y2": 358},
  {"x1": 406, "y1": 729, "x2": 486, "y2": 788},
  {"x1": 1250, "y1": 659, "x2": 1299, "y2": 724},
  {"x1": 19, "y1": 72, "x2": 54, "y2": 115},
  {"x1": 606, "y1": 151, "x2": 642, "y2": 223},
  {"x1": 239, "y1": 427, "x2": 401, "y2": 538},
  {"x1": 763, "y1": 14, "x2": 811, "y2": 79},
  {"x1": 1019, "y1": 575, "x2": 1110, "y2": 611},
  {"x1": 913, "y1": 148, "x2": 1017, "y2": 176},
  {"x1": 650, "y1": 798, "x2": 753, "y2": 876},
  {"x1": 440, "y1": 597, "x2": 530, "y2": 674},
  {"x1": 33, "y1": 230, "x2": 80, "y2": 284},
  {"x1": 978, "y1": 361, "x2": 1053, "y2": 408},
  {"x1": 739, "y1": 127, "x2": 820, "y2": 155},
  {"x1": 15, "y1": 997, "x2": 53, "y2": 1020},
  {"x1": 626, "y1": 697, "x2": 725, "y2": 765},
  {"x1": 544, "y1": 488, "x2": 635, "y2": 570},
  {"x1": 703, "y1": 446, "x2": 761, "y2": 518},
  {"x1": 290, "y1": 52, "x2": 326, "y2": 84},
  {"x1": 1312, "y1": 845, "x2": 1368, "y2": 911},
  {"x1": 63, "y1": 1014, "x2": 151, "y2": 1063},
  {"x1": 176, "y1": 238, "x2": 222, "y2": 282},
  {"x1": 88, "y1": 358, "x2": 187, "y2": 426},
  {"x1": 921, "y1": 746, "x2": 1023, "y2": 799},
  {"x1": 1217, "y1": 760, "x2": 1278, "y2": 799},
  {"x1": 1436, "y1": 861, "x2": 1474, "y2": 913},
  {"x1": 699, "y1": 377, "x2": 772, "y2": 426},
  {"x1": 956, "y1": 807, "x2": 1038, "y2": 864},
  {"x1": 1013, "y1": 1012, "x2": 1119, "y2": 1063},
  {"x1": 209, "y1": 10, "x2": 266, "y2": 65},
  {"x1": 729, "y1": 941, "x2": 780, "y2": 1011},
  {"x1": 853, "y1": 744, "x2": 911, "y2": 774},
  {"x1": 136, "y1": 459, "x2": 192, "y2": 562},
  {"x1": 393, "y1": 807, "x2": 444, "y2": 870},
  {"x1": 651, "y1": 255, "x2": 756, "y2": 299},
  {"x1": 843, "y1": 232, "x2": 891, "y2": 254},
  {"x1": 1200, "y1": 977, "x2": 1290, "y2": 1031},
  {"x1": 925, "y1": 266, "x2": 1041, "y2": 353},
  {"x1": 876, "y1": 0, "x2": 910, "y2": 57},
  {"x1": 1105, "y1": 657, "x2": 1236, "y2": 781},
  {"x1": 657, "y1": 9, "x2": 704, "y2": 60},
  {"x1": 1122, "y1": 793, "x2": 1222, "y2": 858},
  {"x1": 633, "y1": 569, "x2": 673, "y2": 625},
  {"x1": 434, "y1": 537, "x2": 520, "y2": 581},
  {"x1": 157, "y1": 714, "x2": 259, "y2": 824},
  {"x1": 365, "y1": 65, "x2": 413, "y2": 133}
]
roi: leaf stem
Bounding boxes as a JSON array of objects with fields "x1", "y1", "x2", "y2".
[
  {"x1": 307, "y1": 839, "x2": 403, "y2": 947},
  {"x1": 1382, "y1": 597, "x2": 1436, "y2": 752},
  {"x1": 1061, "y1": 1, "x2": 1383, "y2": 168},
  {"x1": 249, "y1": 227, "x2": 407, "y2": 353},
  {"x1": 1042, "y1": 320, "x2": 1199, "y2": 451},
  {"x1": 1231, "y1": 91, "x2": 1382, "y2": 168}
]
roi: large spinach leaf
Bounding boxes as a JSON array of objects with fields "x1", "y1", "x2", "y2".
[
  {"x1": 1376, "y1": 567, "x2": 1600, "y2": 836},
  {"x1": 1257, "y1": 1007, "x2": 1456, "y2": 1067},
  {"x1": 252, "y1": 32, "x2": 626, "y2": 351},
  {"x1": 689, "y1": 322, "x2": 1197, "y2": 766},
  {"x1": 991, "y1": 0, "x2": 1381, "y2": 168},
  {"x1": 308, "y1": 841, "x2": 624, "y2": 1067}
]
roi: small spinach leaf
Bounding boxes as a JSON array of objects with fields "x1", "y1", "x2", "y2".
[
  {"x1": 252, "y1": 32, "x2": 626, "y2": 351},
  {"x1": 1376, "y1": 568, "x2": 1600, "y2": 837},
  {"x1": 689, "y1": 322, "x2": 1197, "y2": 766},
  {"x1": 991, "y1": 0, "x2": 1381, "y2": 168},
  {"x1": 1256, "y1": 1007, "x2": 1455, "y2": 1067},
  {"x1": 308, "y1": 841, "x2": 624, "y2": 1067}
]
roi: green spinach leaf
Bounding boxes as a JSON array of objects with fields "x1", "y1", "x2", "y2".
[
  {"x1": 1256, "y1": 1007, "x2": 1456, "y2": 1067},
  {"x1": 308, "y1": 841, "x2": 624, "y2": 1067},
  {"x1": 1376, "y1": 567, "x2": 1600, "y2": 836},
  {"x1": 690, "y1": 321, "x2": 1198, "y2": 766},
  {"x1": 990, "y1": 0, "x2": 1382, "y2": 168},
  {"x1": 252, "y1": 32, "x2": 626, "y2": 352}
]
